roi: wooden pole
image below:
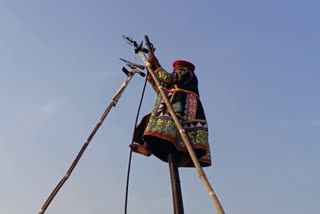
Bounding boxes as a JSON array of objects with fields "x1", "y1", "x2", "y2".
[
  {"x1": 137, "y1": 35, "x2": 225, "y2": 214},
  {"x1": 168, "y1": 154, "x2": 184, "y2": 214},
  {"x1": 38, "y1": 69, "x2": 142, "y2": 214}
]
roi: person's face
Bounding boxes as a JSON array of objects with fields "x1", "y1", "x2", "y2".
[{"x1": 174, "y1": 66, "x2": 189, "y2": 75}]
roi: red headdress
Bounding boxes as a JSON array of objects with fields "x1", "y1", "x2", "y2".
[{"x1": 173, "y1": 60, "x2": 195, "y2": 72}]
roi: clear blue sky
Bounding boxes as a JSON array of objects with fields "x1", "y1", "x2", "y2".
[{"x1": 1, "y1": 0, "x2": 319, "y2": 213}]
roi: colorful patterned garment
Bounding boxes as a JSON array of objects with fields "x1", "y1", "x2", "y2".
[{"x1": 133, "y1": 66, "x2": 211, "y2": 167}]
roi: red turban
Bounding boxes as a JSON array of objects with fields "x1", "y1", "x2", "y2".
[{"x1": 173, "y1": 60, "x2": 195, "y2": 72}]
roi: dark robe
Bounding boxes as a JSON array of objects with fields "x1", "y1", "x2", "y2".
[{"x1": 134, "y1": 67, "x2": 211, "y2": 167}]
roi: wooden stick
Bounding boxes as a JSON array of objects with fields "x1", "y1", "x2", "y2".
[
  {"x1": 38, "y1": 69, "x2": 142, "y2": 214},
  {"x1": 138, "y1": 35, "x2": 225, "y2": 214}
]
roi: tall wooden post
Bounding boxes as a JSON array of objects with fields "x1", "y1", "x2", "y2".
[{"x1": 168, "y1": 154, "x2": 184, "y2": 214}]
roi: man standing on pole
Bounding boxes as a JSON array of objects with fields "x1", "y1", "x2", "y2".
[{"x1": 130, "y1": 46, "x2": 211, "y2": 168}]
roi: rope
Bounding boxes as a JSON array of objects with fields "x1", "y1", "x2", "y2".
[{"x1": 124, "y1": 73, "x2": 149, "y2": 214}]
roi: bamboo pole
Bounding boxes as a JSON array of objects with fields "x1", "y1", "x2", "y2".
[
  {"x1": 38, "y1": 69, "x2": 143, "y2": 214},
  {"x1": 137, "y1": 36, "x2": 225, "y2": 214}
]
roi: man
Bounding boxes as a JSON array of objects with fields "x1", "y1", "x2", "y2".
[{"x1": 130, "y1": 50, "x2": 211, "y2": 167}]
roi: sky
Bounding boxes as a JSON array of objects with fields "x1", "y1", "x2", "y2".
[{"x1": 0, "y1": 0, "x2": 319, "y2": 213}]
